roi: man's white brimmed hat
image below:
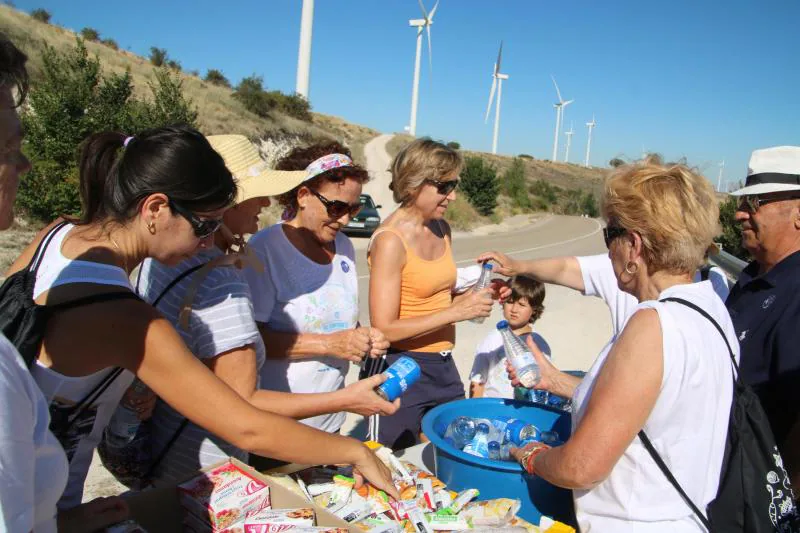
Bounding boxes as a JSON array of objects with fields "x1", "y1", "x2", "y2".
[
  {"x1": 206, "y1": 135, "x2": 306, "y2": 203},
  {"x1": 730, "y1": 146, "x2": 800, "y2": 196}
]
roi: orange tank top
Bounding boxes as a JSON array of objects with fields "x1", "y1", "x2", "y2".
[{"x1": 368, "y1": 227, "x2": 456, "y2": 353}]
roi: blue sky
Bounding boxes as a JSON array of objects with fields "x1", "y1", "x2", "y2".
[{"x1": 15, "y1": 0, "x2": 800, "y2": 189}]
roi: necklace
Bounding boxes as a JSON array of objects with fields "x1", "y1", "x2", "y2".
[{"x1": 109, "y1": 234, "x2": 129, "y2": 273}]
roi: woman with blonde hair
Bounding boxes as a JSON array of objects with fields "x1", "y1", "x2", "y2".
[
  {"x1": 366, "y1": 138, "x2": 494, "y2": 449},
  {"x1": 490, "y1": 159, "x2": 737, "y2": 531}
]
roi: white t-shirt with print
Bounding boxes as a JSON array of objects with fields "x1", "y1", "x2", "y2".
[
  {"x1": 469, "y1": 330, "x2": 551, "y2": 399},
  {"x1": 577, "y1": 254, "x2": 730, "y2": 339},
  {"x1": 571, "y1": 277, "x2": 736, "y2": 531},
  {"x1": 0, "y1": 334, "x2": 69, "y2": 533},
  {"x1": 245, "y1": 224, "x2": 358, "y2": 433}
]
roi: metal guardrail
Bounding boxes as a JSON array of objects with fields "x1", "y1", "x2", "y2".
[{"x1": 710, "y1": 249, "x2": 748, "y2": 280}]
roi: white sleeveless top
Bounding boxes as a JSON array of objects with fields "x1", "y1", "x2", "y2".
[
  {"x1": 31, "y1": 223, "x2": 135, "y2": 509},
  {"x1": 0, "y1": 334, "x2": 69, "y2": 533},
  {"x1": 572, "y1": 281, "x2": 737, "y2": 532}
]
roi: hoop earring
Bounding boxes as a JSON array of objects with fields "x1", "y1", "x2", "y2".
[
  {"x1": 147, "y1": 221, "x2": 156, "y2": 235},
  {"x1": 624, "y1": 261, "x2": 639, "y2": 275}
]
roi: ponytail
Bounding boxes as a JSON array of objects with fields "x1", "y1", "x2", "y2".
[{"x1": 77, "y1": 132, "x2": 126, "y2": 224}]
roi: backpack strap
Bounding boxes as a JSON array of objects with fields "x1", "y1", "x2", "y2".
[
  {"x1": 28, "y1": 221, "x2": 70, "y2": 275},
  {"x1": 700, "y1": 264, "x2": 712, "y2": 282},
  {"x1": 636, "y1": 295, "x2": 740, "y2": 532},
  {"x1": 638, "y1": 430, "x2": 712, "y2": 531},
  {"x1": 151, "y1": 263, "x2": 207, "y2": 307}
]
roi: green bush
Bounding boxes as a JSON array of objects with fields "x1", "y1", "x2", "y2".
[
  {"x1": 718, "y1": 196, "x2": 749, "y2": 261},
  {"x1": 232, "y1": 76, "x2": 312, "y2": 121},
  {"x1": 530, "y1": 179, "x2": 559, "y2": 206},
  {"x1": 460, "y1": 156, "x2": 498, "y2": 216},
  {"x1": 30, "y1": 8, "x2": 50, "y2": 23},
  {"x1": 502, "y1": 158, "x2": 531, "y2": 210},
  {"x1": 149, "y1": 47, "x2": 167, "y2": 67},
  {"x1": 80, "y1": 27, "x2": 100, "y2": 42},
  {"x1": 446, "y1": 141, "x2": 460, "y2": 150},
  {"x1": 18, "y1": 39, "x2": 198, "y2": 221},
  {"x1": 609, "y1": 157, "x2": 626, "y2": 168},
  {"x1": 101, "y1": 38, "x2": 118, "y2": 50},
  {"x1": 166, "y1": 59, "x2": 181, "y2": 71},
  {"x1": 204, "y1": 69, "x2": 230, "y2": 88},
  {"x1": 518, "y1": 154, "x2": 534, "y2": 160},
  {"x1": 580, "y1": 191, "x2": 599, "y2": 217}
]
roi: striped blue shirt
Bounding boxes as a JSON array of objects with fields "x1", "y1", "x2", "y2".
[{"x1": 136, "y1": 248, "x2": 265, "y2": 485}]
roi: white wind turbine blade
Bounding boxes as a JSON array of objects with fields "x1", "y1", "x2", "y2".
[
  {"x1": 418, "y1": 0, "x2": 429, "y2": 20},
  {"x1": 428, "y1": 0, "x2": 439, "y2": 20},
  {"x1": 426, "y1": 23, "x2": 433, "y2": 73},
  {"x1": 485, "y1": 76, "x2": 497, "y2": 123},
  {"x1": 551, "y1": 75, "x2": 563, "y2": 103},
  {"x1": 495, "y1": 41, "x2": 503, "y2": 74},
  {"x1": 563, "y1": 99, "x2": 574, "y2": 107}
]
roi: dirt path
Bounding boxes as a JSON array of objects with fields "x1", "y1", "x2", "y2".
[{"x1": 361, "y1": 134, "x2": 399, "y2": 221}]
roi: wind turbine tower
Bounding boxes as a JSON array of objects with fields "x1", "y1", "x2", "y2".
[
  {"x1": 564, "y1": 122, "x2": 574, "y2": 163},
  {"x1": 485, "y1": 42, "x2": 508, "y2": 155},
  {"x1": 295, "y1": 0, "x2": 314, "y2": 99},
  {"x1": 717, "y1": 160, "x2": 725, "y2": 192},
  {"x1": 551, "y1": 76, "x2": 574, "y2": 161},
  {"x1": 407, "y1": 0, "x2": 439, "y2": 137},
  {"x1": 584, "y1": 115, "x2": 596, "y2": 167}
]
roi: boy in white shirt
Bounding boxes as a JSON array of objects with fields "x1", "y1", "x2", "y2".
[{"x1": 469, "y1": 276, "x2": 551, "y2": 398}]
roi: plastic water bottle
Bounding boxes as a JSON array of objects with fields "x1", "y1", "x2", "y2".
[
  {"x1": 470, "y1": 262, "x2": 494, "y2": 324},
  {"x1": 464, "y1": 422, "x2": 491, "y2": 457},
  {"x1": 497, "y1": 321, "x2": 540, "y2": 388},
  {"x1": 502, "y1": 418, "x2": 541, "y2": 446},
  {"x1": 488, "y1": 441, "x2": 501, "y2": 460},
  {"x1": 375, "y1": 356, "x2": 421, "y2": 401},
  {"x1": 442, "y1": 417, "x2": 477, "y2": 450},
  {"x1": 104, "y1": 379, "x2": 151, "y2": 446},
  {"x1": 540, "y1": 430, "x2": 562, "y2": 446}
]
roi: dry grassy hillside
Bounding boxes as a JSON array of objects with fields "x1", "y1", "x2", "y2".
[{"x1": 0, "y1": 4, "x2": 378, "y2": 162}]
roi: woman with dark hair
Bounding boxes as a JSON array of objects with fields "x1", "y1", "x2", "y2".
[
  {"x1": 244, "y1": 142, "x2": 391, "y2": 439},
  {"x1": 4, "y1": 127, "x2": 397, "y2": 511}
]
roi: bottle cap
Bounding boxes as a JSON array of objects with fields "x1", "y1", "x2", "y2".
[
  {"x1": 477, "y1": 422, "x2": 490, "y2": 432},
  {"x1": 482, "y1": 262, "x2": 493, "y2": 270},
  {"x1": 488, "y1": 441, "x2": 500, "y2": 450},
  {"x1": 496, "y1": 320, "x2": 509, "y2": 330}
]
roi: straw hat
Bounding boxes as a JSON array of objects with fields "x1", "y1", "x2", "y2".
[
  {"x1": 730, "y1": 146, "x2": 800, "y2": 196},
  {"x1": 206, "y1": 135, "x2": 306, "y2": 203}
]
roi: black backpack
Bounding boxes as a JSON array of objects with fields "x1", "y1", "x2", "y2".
[
  {"x1": 0, "y1": 221, "x2": 139, "y2": 438},
  {"x1": 640, "y1": 297, "x2": 800, "y2": 532}
]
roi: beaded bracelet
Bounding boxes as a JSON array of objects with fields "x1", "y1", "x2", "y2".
[{"x1": 520, "y1": 444, "x2": 550, "y2": 476}]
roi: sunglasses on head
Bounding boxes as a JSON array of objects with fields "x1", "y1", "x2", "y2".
[
  {"x1": 737, "y1": 194, "x2": 800, "y2": 213},
  {"x1": 603, "y1": 225, "x2": 627, "y2": 248},
  {"x1": 425, "y1": 178, "x2": 459, "y2": 196},
  {"x1": 309, "y1": 188, "x2": 363, "y2": 219},
  {"x1": 169, "y1": 199, "x2": 223, "y2": 239}
]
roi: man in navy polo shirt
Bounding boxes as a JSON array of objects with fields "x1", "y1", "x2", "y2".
[{"x1": 727, "y1": 146, "x2": 800, "y2": 486}]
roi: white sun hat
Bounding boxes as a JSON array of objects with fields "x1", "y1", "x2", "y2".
[{"x1": 730, "y1": 146, "x2": 800, "y2": 196}]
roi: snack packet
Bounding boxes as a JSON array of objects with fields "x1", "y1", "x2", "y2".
[
  {"x1": 460, "y1": 498, "x2": 521, "y2": 527},
  {"x1": 413, "y1": 478, "x2": 435, "y2": 512},
  {"x1": 355, "y1": 483, "x2": 393, "y2": 515},
  {"x1": 354, "y1": 517, "x2": 403, "y2": 533},
  {"x1": 105, "y1": 520, "x2": 148, "y2": 533},
  {"x1": 331, "y1": 492, "x2": 373, "y2": 523},
  {"x1": 439, "y1": 489, "x2": 479, "y2": 515},
  {"x1": 425, "y1": 513, "x2": 470, "y2": 531},
  {"x1": 243, "y1": 508, "x2": 315, "y2": 533},
  {"x1": 178, "y1": 461, "x2": 271, "y2": 531}
]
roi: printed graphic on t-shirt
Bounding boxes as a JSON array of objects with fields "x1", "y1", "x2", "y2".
[
  {"x1": 49, "y1": 398, "x2": 98, "y2": 462},
  {"x1": 300, "y1": 282, "x2": 358, "y2": 333}
]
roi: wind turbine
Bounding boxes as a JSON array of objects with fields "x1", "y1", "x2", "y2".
[
  {"x1": 407, "y1": 0, "x2": 439, "y2": 137},
  {"x1": 550, "y1": 76, "x2": 574, "y2": 161},
  {"x1": 295, "y1": 0, "x2": 314, "y2": 99},
  {"x1": 564, "y1": 122, "x2": 574, "y2": 163},
  {"x1": 584, "y1": 115, "x2": 596, "y2": 167},
  {"x1": 484, "y1": 42, "x2": 508, "y2": 155},
  {"x1": 717, "y1": 160, "x2": 725, "y2": 192}
]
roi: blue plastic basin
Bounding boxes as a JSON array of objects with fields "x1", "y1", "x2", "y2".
[{"x1": 421, "y1": 397, "x2": 575, "y2": 525}]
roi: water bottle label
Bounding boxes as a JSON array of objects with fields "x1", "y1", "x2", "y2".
[{"x1": 376, "y1": 357, "x2": 421, "y2": 402}]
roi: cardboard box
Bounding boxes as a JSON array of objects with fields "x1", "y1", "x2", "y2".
[{"x1": 124, "y1": 458, "x2": 354, "y2": 532}]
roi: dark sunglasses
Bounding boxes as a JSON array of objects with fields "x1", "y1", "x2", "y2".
[
  {"x1": 309, "y1": 189, "x2": 363, "y2": 219},
  {"x1": 426, "y1": 178, "x2": 459, "y2": 196},
  {"x1": 603, "y1": 225, "x2": 627, "y2": 248},
  {"x1": 737, "y1": 194, "x2": 800, "y2": 213},
  {"x1": 169, "y1": 200, "x2": 223, "y2": 239}
]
